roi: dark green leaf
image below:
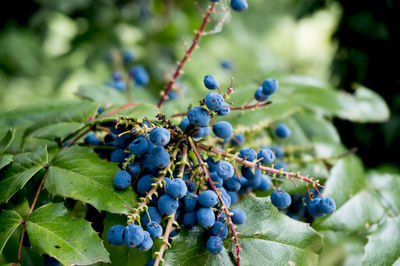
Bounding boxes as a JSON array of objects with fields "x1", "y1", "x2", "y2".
[
  {"x1": 0, "y1": 146, "x2": 48, "y2": 204},
  {"x1": 27, "y1": 122, "x2": 84, "y2": 142},
  {"x1": 322, "y1": 155, "x2": 365, "y2": 208},
  {"x1": 0, "y1": 129, "x2": 16, "y2": 154},
  {"x1": 45, "y1": 146, "x2": 136, "y2": 214},
  {"x1": 26, "y1": 203, "x2": 110, "y2": 265},
  {"x1": 319, "y1": 190, "x2": 385, "y2": 232},
  {"x1": 0, "y1": 210, "x2": 22, "y2": 254},
  {"x1": 0, "y1": 154, "x2": 13, "y2": 170},
  {"x1": 362, "y1": 216, "x2": 400, "y2": 266},
  {"x1": 94, "y1": 103, "x2": 159, "y2": 124}
]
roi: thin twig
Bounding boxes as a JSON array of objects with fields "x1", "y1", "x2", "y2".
[
  {"x1": 154, "y1": 214, "x2": 176, "y2": 266},
  {"x1": 157, "y1": 2, "x2": 217, "y2": 108}
]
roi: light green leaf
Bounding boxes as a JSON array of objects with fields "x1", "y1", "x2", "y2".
[
  {"x1": 94, "y1": 103, "x2": 159, "y2": 124},
  {"x1": 0, "y1": 210, "x2": 22, "y2": 254},
  {"x1": 0, "y1": 146, "x2": 48, "y2": 204},
  {"x1": 26, "y1": 203, "x2": 110, "y2": 265},
  {"x1": 76, "y1": 84, "x2": 127, "y2": 105},
  {"x1": 323, "y1": 155, "x2": 365, "y2": 208},
  {"x1": 319, "y1": 190, "x2": 385, "y2": 232},
  {"x1": 0, "y1": 154, "x2": 13, "y2": 170},
  {"x1": 0, "y1": 129, "x2": 16, "y2": 154},
  {"x1": 362, "y1": 216, "x2": 400, "y2": 266},
  {"x1": 45, "y1": 146, "x2": 136, "y2": 214},
  {"x1": 27, "y1": 122, "x2": 84, "y2": 141},
  {"x1": 368, "y1": 171, "x2": 400, "y2": 215}
]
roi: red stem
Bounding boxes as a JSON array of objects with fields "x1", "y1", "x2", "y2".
[
  {"x1": 157, "y1": 2, "x2": 217, "y2": 109},
  {"x1": 154, "y1": 214, "x2": 175, "y2": 266},
  {"x1": 189, "y1": 139, "x2": 241, "y2": 266}
]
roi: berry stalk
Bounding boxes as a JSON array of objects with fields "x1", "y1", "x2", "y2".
[
  {"x1": 154, "y1": 213, "x2": 176, "y2": 266},
  {"x1": 189, "y1": 138, "x2": 241, "y2": 266},
  {"x1": 157, "y1": 2, "x2": 217, "y2": 109}
]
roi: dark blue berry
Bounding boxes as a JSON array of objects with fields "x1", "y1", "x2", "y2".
[
  {"x1": 274, "y1": 162, "x2": 287, "y2": 171},
  {"x1": 275, "y1": 123, "x2": 291, "y2": 138},
  {"x1": 157, "y1": 194, "x2": 178, "y2": 215},
  {"x1": 213, "y1": 121, "x2": 233, "y2": 139},
  {"x1": 271, "y1": 189, "x2": 291, "y2": 209},
  {"x1": 145, "y1": 259, "x2": 155, "y2": 266},
  {"x1": 137, "y1": 175, "x2": 154, "y2": 195},
  {"x1": 128, "y1": 137, "x2": 150, "y2": 156},
  {"x1": 209, "y1": 221, "x2": 228, "y2": 240},
  {"x1": 231, "y1": 208, "x2": 246, "y2": 224},
  {"x1": 138, "y1": 231, "x2": 153, "y2": 251},
  {"x1": 107, "y1": 225, "x2": 125, "y2": 245},
  {"x1": 205, "y1": 92, "x2": 224, "y2": 111},
  {"x1": 123, "y1": 50, "x2": 135, "y2": 63},
  {"x1": 247, "y1": 176, "x2": 262, "y2": 188},
  {"x1": 180, "y1": 117, "x2": 190, "y2": 131},
  {"x1": 130, "y1": 65, "x2": 149, "y2": 86},
  {"x1": 145, "y1": 147, "x2": 170, "y2": 169},
  {"x1": 124, "y1": 224, "x2": 144, "y2": 247},
  {"x1": 258, "y1": 148, "x2": 275, "y2": 164},
  {"x1": 141, "y1": 207, "x2": 162, "y2": 225},
  {"x1": 110, "y1": 149, "x2": 128, "y2": 163},
  {"x1": 216, "y1": 161, "x2": 234, "y2": 180},
  {"x1": 183, "y1": 174, "x2": 196, "y2": 192},
  {"x1": 199, "y1": 190, "x2": 218, "y2": 207},
  {"x1": 197, "y1": 207, "x2": 215, "y2": 229},
  {"x1": 166, "y1": 178, "x2": 187, "y2": 199},
  {"x1": 241, "y1": 165, "x2": 261, "y2": 180},
  {"x1": 262, "y1": 78, "x2": 278, "y2": 95},
  {"x1": 203, "y1": 74, "x2": 219, "y2": 90},
  {"x1": 257, "y1": 176, "x2": 271, "y2": 191},
  {"x1": 319, "y1": 197, "x2": 336, "y2": 214},
  {"x1": 255, "y1": 86, "x2": 269, "y2": 102},
  {"x1": 230, "y1": 0, "x2": 248, "y2": 12},
  {"x1": 307, "y1": 198, "x2": 324, "y2": 218},
  {"x1": 147, "y1": 221, "x2": 163, "y2": 238},
  {"x1": 224, "y1": 176, "x2": 241, "y2": 191},
  {"x1": 113, "y1": 170, "x2": 131, "y2": 190},
  {"x1": 217, "y1": 104, "x2": 230, "y2": 116},
  {"x1": 184, "y1": 192, "x2": 198, "y2": 212},
  {"x1": 183, "y1": 212, "x2": 197, "y2": 227},
  {"x1": 231, "y1": 133, "x2": 244, "y2": 146},
  {"x1": 150, "y1": 127, "x2": 170, "y2": 146},
  {"x1": 43, "y1": 255, "x2": 60, "y2": 266},
  {"x1": 239, "y1": 147, "x2": 257, "y2": 161},
  {"x1": 84, "y1": 133, "x2": 103, "y2": 145},
  {"x1": 269, "y1": 145, "x2": 284, "y2": 158},
  {"x1": 228, "y1": 191, "x2": 239, "y2": 204},
  {"x1": 188, "y1": 107, "x2": 210, "y2": 127},
  {"x1": 210, "y1": 171, "x2": 223, "y2": 188},
  {"x1": 206, "y1": 236, "x2": 223, "y2": 254}
]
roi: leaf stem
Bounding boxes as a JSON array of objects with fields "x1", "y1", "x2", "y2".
[{"x1": 157, "y1": 2, "x2": 217, "y2": 109}]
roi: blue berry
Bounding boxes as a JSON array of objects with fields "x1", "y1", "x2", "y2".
[
  {"x1": 239, "y1": 147, "x2": 257, "y2": 161},
  {"x1": 319, "y1": 197, "x2": 336, "y2": 214},
  {"x1": 145, "y1": 259, "x2": 155, "y2": 266},
  {"x1": 198, "y1": 126, "x2": 211, "y2": 138},
  {"x1": 231, "y1": 133, "x2": 244, "y2": 146},
  {"x1": 157, "y1": 194, "x2": 178, "y2": 215},
  {"x1": 188, "y1": 107, "x2": 210, "y2": 127},
  {"x1": 110, "y1": 149, "x2": 128, "y2": 163},
  {"x1": 116, "y1": 134, "x2": 132, "y2": 149},
  {"x1": 230, "y1": 0, "x2": 248, "y2": 12},
  {"x1": 206, "y1": 157, "x2": 218, "y2": 172},
  {"x1": 216, "y1": 161, "x2": 234, "y2": 180},
  {"x1": 217, "y1": 104, "x2": 230, "y2": 116},
  {"x1": 145, "y1": 147, "x2": 170, "y2": 169},
  {"x1": 262, "y1": 78, "x2": 278, "y2": 95},
  {"x1": 220, "y1": 187, "x2": 231, "y2": 207},
  {"x1": 167, "y1": 90, "x2": 178, "y2": 100},
  {"x1": 210, "y1": 171, "x2": 223, "y2": 188},
  {"x1": 130, "y1": 65, "x2": 149, "y2": 86},
  {"x1": 113, "y1": 170, "x2": 131, "y2": 190},
  {"x1": 213, "y1": 121, "x2": 233, "y2": 139},
  {"x1": 209, "y1": 221, "x2": 228, "y2": 240},
  {"x1": 141, "y1": 207, "x2": 162, "y2": 225},
  {"x1": 183, "y1": 212, "x2": 197, "y2": 227},
  {"x1": 205, "y1": 92, "x2": 225, "y2": 111},
  {"x1": 124, "y1": 224, "x2": 144, "y2": 247},
  {"x1": 84, "y1": 133, "x2": 103, "y2": 145},
  {"x1": 184, "y1": 192, "x2": 198, "y2": 212},
  {"x1": 221, "y1": 60, "x2": 233, "y2": 70},
  {"x1": 241, "y1": 165, "x2": 261, "y2": 180},
  {"x1": 271, "y1": 189, "x2": 291, "y2": 209},
  {"x1": 307, "y1": 198, "x2": 324, "y2": 218},
  {"x1": 166, "y1": 178, "x2": 187, "y2": 199},
  {"x1": 231, "y1": 208, "x2": 246, "y2": 224},
  {"x1": 137, "y1": 175, "x2": 154, "y2": 195},
  {"x1": 275, "y1": 123, "x2": 291, "y2": 138},
  {"x1": 257, "y1": 176, "x2": 271, "y2": 191},
  {"x1": 127, "y1": 163, "x2": 141, "y2": 179},
  {"x1": 206, "y1": 236, "x2": 223, "y2": 255},
  {"x1": 258, "y1": 148, "x2": 275, "y2": 164},
  {"x1": 199, "y1": 190, "x2": 219, "y2": 207},
  {"x1": 123, "y1": 50, "x2": 135, "y2": 63},
  {"x1": 141, "y1": 121, "x2": 151, "y2": 128},
  {"x1": 274, "y1": 162, "x2": 287, "y2": 171},
  {"x1": 150, "y1": 127, "x2": 170, "y2": 146},
  {"x1": 203, "y1": 74, "x2": 219, "y2": 90},
  {"x1": 138, "y1": 231, "x2": 153, "y2": 251},
  {"x1": 247, "y1": 176, "x2": 262, "y2": 188},
  {"x1": 107, "y1": 225, "x2": 125, "y2": 245},
  {"x1": 44, "y1": 255, "x2": 60, "y2": 266},
  {"x1": 255, "y1": 86, "x2": 269, "y2": 102},
  {"x1": 228, "y1": 191, "x2": 239, "y2": 204},
  {"x1": 224, "y1": 176, "x2": 241, "y2": 191},
  {"x1": 180, "y1": 117, "x2": 190, "y2": 131},
  {"x1": 147, "y1": 221, "x2": 163, "y2": 238},
  {"x1": 113, "y1": 80, "x2": 126, "y2": 91},
  {"x1": 269, "y1": 145, "x2": 284, "y2": 158},
  {"x1": 197, "y1": 207, "x2": 215, "y2": 229},
  {"x1": 183, "y1": 174, "x2": 196, "y2": 192},
  {"x1": 128, "y1": 137, "x2": 150, "y2": 156}
]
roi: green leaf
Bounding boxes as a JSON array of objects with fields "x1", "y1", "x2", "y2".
[
  {"x1": 94, "y1": 103, "x2": 159, "y2": 124},
  {"x1": 0, "y1": 129, "x2": 16, "y2": 154},
  {"x1": 368, "y1": 171, "x2": 400, "y2": 215},
  {"x1": 319, "y1": 190, "x2": 385, "y2": 232},
  {"x1": 164, "y1": 196, "x2": 322, "y2": 266},
  {"x1": 323, "y1": 155, "x2": 365, "y2": 208},
  {"x1": 0, "y1": 154, "x2": 13, "y2": 170},
  {"x1": 0, "y1": 210, "x2": 22, "y2": 254},
  {"x1": 26, "y1": 203, "x2": 110, "y2": 265},
  {"x1": 362, "y1": 216, "x2": 400, "y2": 266},
  {"x1": 0, "y1": 146, "x2": 48, "y2": 204},
  {"x1": 27, "y1": 122, "x2": 84, "y2": 142},
  {"x1": 45, "y1": 146, "x2": 136, "y2": 214},
  {"x1": 76, "y1": 84, "x2": 127, "y2": 105},
  {"x1": 100, "y1": 214, "x2": 153, "y2": 265}
]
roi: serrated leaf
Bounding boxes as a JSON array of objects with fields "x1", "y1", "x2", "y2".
[
  {"x1": 362, "y1": 216, "x2": 400, "y2": 266},
  {"x1": 27, "y1": 122, "x2": 84, "y2": 142},
  {"x1": 368, "y1": 171, "x2": 400, "y2": 215},
  {"x1": 0, "y1": 155, "x2": 13, "y2": 170},
  {"x1": 0, "y1": 210, "x2": 22, "y2": 254},
  {"x1": 94, "y1": 103, "x2": 159, "y2": 124},
  {"x1": 164, "y1": 196, "x2": 322, "y2": 266},
  {"x1": 0, "y1": 129, "x2": 16, "y2": 154},
  {"x1": 323, "y1": 155, "x2": 365, "y2": 208},
  {"x1": 163, "y1": 226, "x2": 234, "y2": 266},
  {"x1": 0, "y1": 146, "x2": 48, "y2": 204},
  {"x1": 100, "y1": 214, "x2": 152, "y2": 265},
  {"x1": 319, "y1": 190, "x2": 385, "y2": 232},
  {"x1": 76, "y1": 84, "x2": 127, "y2": 105},
  {"x1": 26, "y1": 203, "x2": 110, "y2": 265},
  {"x1": 45, "y1": 146, "x2": 136, "y2": 214}
]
